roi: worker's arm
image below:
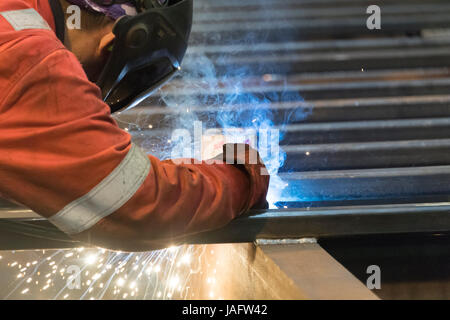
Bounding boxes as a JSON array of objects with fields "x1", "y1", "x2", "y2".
[{"x1": 0, "y1": 38, "x2": 269, "y2": 251}]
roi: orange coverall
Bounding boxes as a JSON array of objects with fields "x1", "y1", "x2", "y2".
[{"x1": 0, "y1": 0, "x2": 269, "y2": 251}]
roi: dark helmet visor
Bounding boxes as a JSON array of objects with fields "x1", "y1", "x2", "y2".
[{"x1": 96, "y1": 0, "x2": 193, "y2": 113}]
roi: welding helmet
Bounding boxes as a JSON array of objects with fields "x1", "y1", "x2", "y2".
[{"x1": 94, "y1": 0, "x2": 193, "y2": 112}]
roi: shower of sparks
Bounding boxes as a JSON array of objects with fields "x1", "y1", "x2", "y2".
[{"x1": 0, "y1": 245, "x2": 209, "y2": 300}]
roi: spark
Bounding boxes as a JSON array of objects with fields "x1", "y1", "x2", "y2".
[
  {"x1": 85, "y1": 254, "x2": 97, "y2": 265},
  {"x1": 180, "y1": 254, "x2": 191, "y2": 265},
  {"x1": 169, "y1": 276, "x2": 179, "y2": 288},
  {"x1": 0, "y1": 244, "x2": 208, "y2": 300},
  {"x1": 116, "y1": 277, "x2": 125, "y2": 287}
]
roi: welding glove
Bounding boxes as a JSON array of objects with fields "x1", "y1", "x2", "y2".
[{"x1": 210, "y1": 143, "x2": 270, "y2": 210}]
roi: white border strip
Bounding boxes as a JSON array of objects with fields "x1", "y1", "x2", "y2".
[{"x1": 49, "y1": 144, "x2": 151, "y2": 235}]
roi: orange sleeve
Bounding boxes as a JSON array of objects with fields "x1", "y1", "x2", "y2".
[
  {"x1": 0, "y1": 37, "x2": 262, "y2": 251},
  {"x1": 82, "y1": 156, "x2": 253, "y2": 251}
]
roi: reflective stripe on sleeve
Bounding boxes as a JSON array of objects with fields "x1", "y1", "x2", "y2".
[{"x1": 48, "y1": 144, "x2": 151, "y2": 235}]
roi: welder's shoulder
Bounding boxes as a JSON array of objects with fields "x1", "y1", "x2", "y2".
[
  {"x1": 0, "y1": 30, "x2": 66, "y2": 76},
  {"x1": 0, "y1": 31, "x2": 84, "y2": 105}
]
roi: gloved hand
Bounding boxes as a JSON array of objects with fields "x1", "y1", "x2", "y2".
[{"x1": 210, "y1": 143, "x2": 270, "y2": 210}]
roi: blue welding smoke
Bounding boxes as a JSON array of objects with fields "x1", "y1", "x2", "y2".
[{"x1": 159, "y1": 37, "x2": 309, "y2": 207}]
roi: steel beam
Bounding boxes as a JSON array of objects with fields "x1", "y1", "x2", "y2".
[
  {"x1": 282, "y1": 140, "x2": 450, "y2": 171},
  {"x1": 185, "y1": 241, "x2": 378, "y2": 299},
  {"x1": 258, "y1": 242, "x2": 378, "y2": 299},
  {"x1": 147, "y1": 78, "x2": 450, "y2": 103},
  {"x1": 186, "y1": 47, "x2": 450, "y2": 75},
  {"x1": 187, "y1": 37, "x2": 450, "y2": 55},
  {"x1": 0, "y1": 202, "x2": 449, "y2": 250},
  {"x1": 281, "y1": 118, "x2": 450, "y2": 144},
  {"x1": 116, "y1": 95, "x2": 450, "y2": 126},
  {"x1": 278, "y1": 166, "x2": 450, "y2": 198},
  {"x1": 191, "y1": 0, "x2": 450, "y2": 43}
]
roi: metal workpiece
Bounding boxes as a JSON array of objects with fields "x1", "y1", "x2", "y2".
[
  {"x1": 282, "y1": 143, "x2": 450, "y2": 171},
  {"x1": 123, "y1": 94, "x2": 450, "y2": 123},
  {"x1": 278, "y1": 166, "x2": 450, "y2": 200},
  {"x1": 185, "y1": 203, "x2": 450, "y2": 244},
  {"x1": 0, "y1": 202, "x2": 449, "y2": 250},
  {"x1": 191, "y1": 0, "x2": 450, "y2": 43},
  {"x1": 258, "y1": 242, "x2": 379, "y2": 299},
  {"x1": 255, "y1": 238, "x2": 317, "y2": 245},
  {"x1": 146, "y1": 78, "x2": 450, "y2": 104},
  {"x1": 187, "y1": 47, "x2": 450, "y2": 75}
]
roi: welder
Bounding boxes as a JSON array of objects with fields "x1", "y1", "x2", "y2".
[{"x1": 0, "y1": 0, "x2": 269, "y2": 251}]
